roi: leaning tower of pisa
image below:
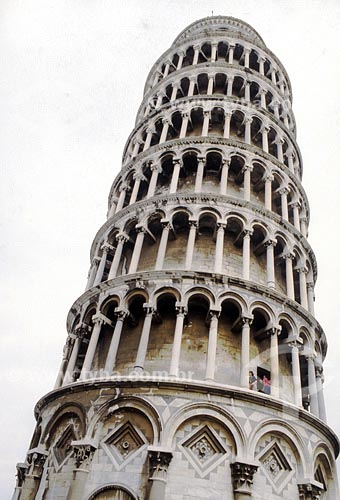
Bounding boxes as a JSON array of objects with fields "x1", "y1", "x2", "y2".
[{"x1": 14, "y1": 16, "x2": 339, "y2": 500}]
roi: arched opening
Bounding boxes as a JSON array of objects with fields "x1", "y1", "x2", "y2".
[
  {"x1": 164, "y1": 210, "x2": 190, "y2": 269},
  {"x1": 187, "y1": 107, "x2": 204, "y2": 137},
  {"x1": 115, "y1": 294, "x2": 147, "y2": 374},
  {"x1": 166, "y1": 111, "x2": 182, "y2": 141},
  {"x1": 209, "y1": 107, "x2": 225, "y2": 137},
  {"x1": 227, "y1": 155, "x2": 245, "y2": 198},
  {"x1": 156, "y1": 154, "x2": 175, "y2": 195},
  {"x1": 249, "y1": 307, "x2": 271, "y2": 391},
  {"x1": 250, "y1": 161, "x2": 266, "y2": 205},
  {"x1": 93, "y1": 298, "x2": 119, "y2": 374},
  {"x1": 215, "y1": 298, "x2": 242, "y2": 385},
  {"x1": 249, "y1": 224, "x2": 267, "y2": 285},
  {"x1": 177, "y1": 151, "x2": 198, "y2": 192},
  {"x1": 180, "y1": 294, "x2": 210, "y2": 379},
  {"x1": 144, "y1": 292, "x2": 177, "y2": 374},
  {"x1": 138, "y1": 213, "x2": 163, "y2": 272},
  {"x1": 224, "y1": 216, "x2": 244, "y2": 277},
  {"x1": 278, "y1": 318, "x2": 295, "y2": 403},
  {"x1": 197, "y1": 73, "x2": 208, "y2": 95},
  {"x1": 193, "y1": 213, "x2": 217, "y2": 272},
  {"x1": 274, "y1": 234, "x2": 287, "y2": 295},
  {"x1": 230, "y1": 110, "x2": 245, "y2": 142},
  {"x1": 214, "y1": 73, "x2": 227, "y2": 95},
  {"x1": 217, "y1": 41, "x2": 228, "y2": 61},
  {"x1": 74, "y1": 305, "x2": 97, "y2": 380},
  {"x1": 202, "y1": 151, "x2": 222, "y2": 193}
]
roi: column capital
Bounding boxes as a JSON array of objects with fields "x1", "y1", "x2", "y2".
[
  {"x1": 193, "y1": 43, "x2": 201, "y2": 50},
  {"x1": 227, "y1": 74, "x2": 234, "y2": 82},
  {"x1": 290, "y1": 200, "x2": 301, "y2": 209},
  {"x1": 189, "y1": 75, "x2": 197, "y2": 83},
  {"x1": 307, "y1": 281, "x2": 314, "y2": 290},
  {"x1": 296, "y1": 265, "x2": 308, "y2": 274},
  {"x1": 241, "y1": 315, "x2": 253, "y2": 326},
  {"x1": 114, "y1": 308, "x2": 129, "y2": 321},
  {"x1": 181, "y1": 110, "x2": 189, "y2": 119},
  {"x1": 207, "y1": 72, "x2": 215, "y2": 79},
  {"x1": 268, "y1": 324, "x2": 282, "y2": 336},
  {"x1": 229, "y1": 42, "x2": 236, "y2": 49},
  {"x1": 26, "y1": 448, "x2": 49, "y2": 477},
  {"x1": 15, "y1": 462, "x2": 28, "y2": 487},
  {"x1": 242, "y1": 163, "x2": 254, "y2": 173},
  {"x1": 188, "y1": 219, "x2": 198, "y2": 228},
  {"x1": 143, "y1": 303, "x2": 155, "y2": 316},
  {"x1": 259, "y1": 87, "x2": 268, "y2": 95},
  {"x1": 245, "y1": 116, "x2": 253, "y2": 124},
  {"x1": 297, "y1": 482, "x2": 323, "y2": 499},
  {"x1": 264, "y1": 173, "x2": 274, "y2": 182},
  {"x1": 243, "y1": 228, "x2": 253, "y2": 238},
  {"x1": 72, "y1": 441, "x2": 97, "y2": 468},
  {"x1": 264, "y1": 238, "x2": 277, "y2": 248},
  {"x1": 221, "y1": 156, "x2": 231, "y2": 166},
  {"x1": 136, "y1": 224, "x2": 147, "y2": 234},
  {"x1": 149, "y1": 160, "x2": 161, "y2": 172},
  {"x1": 173, "y1": 157, "x2": 183, "y2": 167},
  {"x1": 91, "y1": 314, "x2": 104, "y2": 327},
  {"x1": 216, "y1": 222, "x2": 227, "y2": 231},
  {"x1": 208, "y1": 308, "x2": 221, "y2": 320},
  {"x1": 278, "y1": 186, "x2": 290, "y2": 196},
  {"x1": 211, "y1": 40, "x2": 218, "y2": 48},
  {"x1": 101, "y1": 241, "x2": 115, "y2": 253},
  {"x1": 203, "y1": 109, "x2": 211, "y2": 117},
  {"x1": 116, "y1": 231, "x2": 129, "y2": 243},
  {"x1": 148, "y1": 447, "x2": 173, "y2": 478},
  {"x1": 230, "y1": 461, "x2": 258, "y2": 494},
  {"x1": 160, "y1": 219, "x2": 172, "y2": 231},
  {"x1": 282, "y1": 251, "x2": 295, "y2": 261},
  {"x1": 175, "y1": 303, "x2": 187, "y2": 316}
]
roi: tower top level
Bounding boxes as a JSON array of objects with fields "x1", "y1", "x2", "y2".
[{"x1": 173, "y1": 16, "x2": 266, "y2": 46}]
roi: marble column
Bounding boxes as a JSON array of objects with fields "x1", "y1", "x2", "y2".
[
  {"x1": 155, "y1": 221, "x2": 171, "y2": 270},
  {"x1": 128, "y1": 226, "x2": 146, "y2": 274},
  {"x1": 243, "y1": 164, "x2": 253, "y2": 201},
  {"x1": 179, "y1": 112, "x2": 189, "y2": 138},
  {"x1": 260, "y1": 88, "x2": 267, "y2": 109},
  {"x1": 134, "y1": 306, "x2": 154, "y2": 371},
  {"x1": 54, "y1": 335, "x2": 74, "y2": 389},
  {"x1": 307, "y1": 355, "x2": 319, "y2": 417},
  {"x1": 242, "y1": 229, "x2": 252, "y2": 280},
  {"x1": 264, "y1": 174, "x2": 273, "y2": 210},
  {"x1": 116, "y1": 184, "x2": 128, "y2": 212},
  {"x1": 202, "y1": 110, "x2": 210, "y2": 136},
  {"x1": 230, "y1": 461, "x2": 258, "y2": 500},
  {"x1": 159, "y1": 118, "x2": 170, "y2": 143},
  {"x1": 220, "y1": 158, "x2": 230, "y2": 194},
  {"x1": 227, "y1": 76, "x2": 234, "y2": 96},
  {"x1": 108, "y1": 233, "x2": 127, "y2": 280},
  {"x1": 269, "y1": 327, "x2": 281, "y2": 398},
  {"x1": 147, "y1": 162, "x2": 162, "y2": 198},
  {"x1": 265, "y1": 239, "x2": 276, "y2": 289},
  {"x1": 205, "y1": 310, "x2": 220, "y2": 381},
  {"x1": 290, "y1": 340, "x2": 302, "y2": 406},
  {"x1": 207, "y1": 73, "x2": 214, "y2": 95},
  {"x1": 298, "y1": 267, "x2": 308, "y2": 309},
  {"x1": 169, "y1": 305, "x2": 187, "y2": 377},
  {"x1": 315, "y1": 366, "x2": 327, "y2": 421},
  {"x1": 86, "y1": 256, "x2": 100, "y2": 290},
  {"x1": 223, "y1": 112, "x2": 231, "y2": 139},
  {"x1": 194, "y1": 156, "x2": 206, "y2": 193},
  {"x1": 193, "y1": 44, "x2": 200, "y2": 65},
  {"x1": 292, "y1": 202, "x2": 301, "y2": 231},
  {"x1": 129, "y1": 171, "x2": 145, "y2": 205},
  {"x1": 279, "y1": 187, "x2": 289, "y2": 221},
  {"x1": 185, "y1": 221, "x2": 197, "y2": 269},
  {"x1": 228, "y1": 44, "x2": 235, "y2": 64},
  {"x1": 307, "y1": 282, "x2": 315, "y2": 316},
  {"x1": 147, "y1": 448, "x2": 173, "y2": 500},
  {"x1": 93, "y1": 243, "x2": 112, "y2": 286},
  {"x1": 245, "y1": 117, "x2": 252, "y2": 144},
  {"x1": 262, "y1": 125, "x2": 269, "y2": 153},
  {"x1": 214, "y1": 223, "x2": 226, "y2": 274},
  {"x1": 169, "y1": 158, "x2": 182, "y2": 194},
  {"x1": 104, "y1": 309, "x2": 128, "y2": 374},
  {"x1": 284, "y1": 252, "x2": 295, "y2": 300},
  {"x1": 80, "y1": 317, "x2": 103, "y2": 380},
  {"x1": 240, "y1": 316, "x2": 253, "y2": 388}
]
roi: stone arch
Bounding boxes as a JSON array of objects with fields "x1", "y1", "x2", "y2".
[
  {"x1": 87, "y1": 484, "x2": 138, "y2": 500},
  {"x1": 224, "y1": 214, "x2": 246, "y2": 278},
  {"x1": 88, "y1": 395, "x2": 162, "y2": 445},
  {"x1": 313, "y1": 444, "x2": 338, "y2": 498},
  {"x1": 115, "y1": 291, "x2": 148, "y2": 374},
  {"x1": 163, "y1": 402, "x2": 246, "y2": 454},
  {"x1": 250, "y1": 420, "x2": 307, "y2": 497}
]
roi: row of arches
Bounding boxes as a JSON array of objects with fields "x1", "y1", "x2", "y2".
[
  {"x1": 59, "y1": 286, "x2": 324, "y2": 418},
  {"x1": 124, "y1": 104, "x2": 300, "y2": 177},
  {"x1": 90, "y1": 207, "x2": 315, "y2": 311},
  {"x1": 140, "y1": 69, "x2": 294, "y2": 133},
  {"x1": 25, "y1": 397, "x2": 337, "y2": 499},
  {"x1": 148, "y1": 38, "x2": 290, "y2": 99},
  {"x1": 110, "y1": 150, "x2": 307, "y2": 231}
]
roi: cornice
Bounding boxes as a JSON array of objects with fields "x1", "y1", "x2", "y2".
[{"x1": 34, "y1": 377, "x2": 339, "y2": 458}]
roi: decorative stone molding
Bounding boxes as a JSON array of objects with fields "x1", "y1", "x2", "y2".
[
  {"x1": 297, "y1": 481, "x2": 323, "y2": 500},
  {"x1": 230, "y1": 461, "x2": 258, "y2": 495},
  {"x1": 148, "y1": 447, "x2": 173, "y2": 479},
  {"x1": 72, "y1": 441, "x2": 97, "y2": 468}
]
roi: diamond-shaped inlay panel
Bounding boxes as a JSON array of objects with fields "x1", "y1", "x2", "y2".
[
  {"x1": 179, "y1": 424, "x2": 228, "y2": 477},
  {"x1": 258, "y1": 441, "x2": 294, "y2": 493},
  {"x1": 102, "y1": 421, "x2": 147, "y2": 470},
  {"x1": 52, "y1": 424, "x2": 76, "y2": 469}
]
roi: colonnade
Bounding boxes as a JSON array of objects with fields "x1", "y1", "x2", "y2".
[
  {"x1": 125, "y1": 105, "x2": 298, "y2": 174},
  {"x1": 142, "y1": 70, "x2": 294, "y2": 132},
  {"x1": 149, "y1": 37, "x2": 290, "y2": 99},
  {"x1": 109, "y1": 161, "x2": 305, "y2": 233},
  {"x1": 58, "y1": 302, "x2": 325, "y2": 420}
]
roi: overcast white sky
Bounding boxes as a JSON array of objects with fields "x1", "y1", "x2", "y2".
[{"x1": 1, "y1": 1, "x2": 340, "y2": 497}]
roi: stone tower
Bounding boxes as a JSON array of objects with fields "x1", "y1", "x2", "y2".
[{"x1": 14, "y1": 16, "x2": 339, "y2": 500}]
